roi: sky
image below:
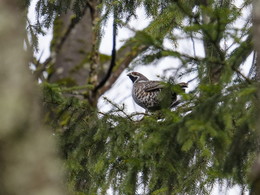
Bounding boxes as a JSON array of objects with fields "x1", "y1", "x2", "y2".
[{"x1": 28, "y1": 1, "x2": 251, "y2": 194}]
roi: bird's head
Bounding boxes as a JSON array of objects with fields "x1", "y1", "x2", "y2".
[{"x1": 127, "y1": 72, "x2": 149, "y2": 83}]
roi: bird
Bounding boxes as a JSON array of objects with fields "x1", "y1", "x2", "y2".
[{"x1": 127, "y1": 72, "x2": 188, "y2": 111}]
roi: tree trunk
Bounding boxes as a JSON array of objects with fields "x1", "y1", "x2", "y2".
[
  {"x1": 0, "y1": 1, "x2": 68, "y2": 194},
  {"x1": 47, "y1": 0, "x2": 148, "y2": 105},
  {"x1": 49, "y1": 1, "x2": 100, "y2": 87},
  {"x1": 251, "y1": 0, "x2": 260, "y2": 194}
]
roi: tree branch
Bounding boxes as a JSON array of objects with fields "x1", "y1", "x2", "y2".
[
  {"x1": 97, "y1": 44, "x2": 148, "y2": 97},
  {"x1": 232, "y1": 67, "x2": 252, "y2": 84},
  {"x1": 102, "y1": 97, "x2": 148, "y2": 121},
  {"x1": 93, "y1": 8, "x2": 118, "y2": 93},
  {"x1": 229, "y1": 32, "x2": 253, "y2": 69}
]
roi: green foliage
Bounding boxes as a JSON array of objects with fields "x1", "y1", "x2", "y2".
[
  {"x1": 29, "y1": 0, "x2": 258, "y2": 194},
  {"x1": 42, "y1": 80, "x2": 257, "y2": 194}
]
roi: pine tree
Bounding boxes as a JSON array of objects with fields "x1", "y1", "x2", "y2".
[{"x1": 25, "y1": 0, "x2": 259, "y2": 194}]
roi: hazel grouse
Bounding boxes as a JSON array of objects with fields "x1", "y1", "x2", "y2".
[{"x1": 127, "y1": 72, "x2": 187, "y2": 111}]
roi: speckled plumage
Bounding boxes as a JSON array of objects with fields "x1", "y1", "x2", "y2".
[{"x1": 127, "y1": 72, "x2": 187, "y2": 111}]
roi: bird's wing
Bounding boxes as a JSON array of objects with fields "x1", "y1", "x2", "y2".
[
  {"x1": 144, "y1": 81, "x2": 188, "y2": 92},
  {"x1": 144, "y1": 81, "x2": 165, "y2": 92}
]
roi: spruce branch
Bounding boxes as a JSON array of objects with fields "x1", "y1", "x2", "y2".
[
  {"x1": 103, "y1": 97, "x2": 147, "y2": 121},
  {"x1": 232, "y1": 67, "x2": 252, "y2": 84},
  {"x1": 229, "y1": 32, "x2": 253, "y2": 69},
  {"x1": 176, "y1": 0, "x2": 225, "y2": 60}
]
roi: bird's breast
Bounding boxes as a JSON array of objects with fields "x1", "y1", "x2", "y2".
[{"x1": 132, "y1": 82, "x2": 160, "y2": 109}]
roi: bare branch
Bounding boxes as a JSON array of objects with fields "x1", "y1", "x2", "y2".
[
  {"x1": 94, "y1": 8, "x2": 118, "y2": 93},
  {"x1": 103, "y1": 97, "x2": 148, "y2": 121}
]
